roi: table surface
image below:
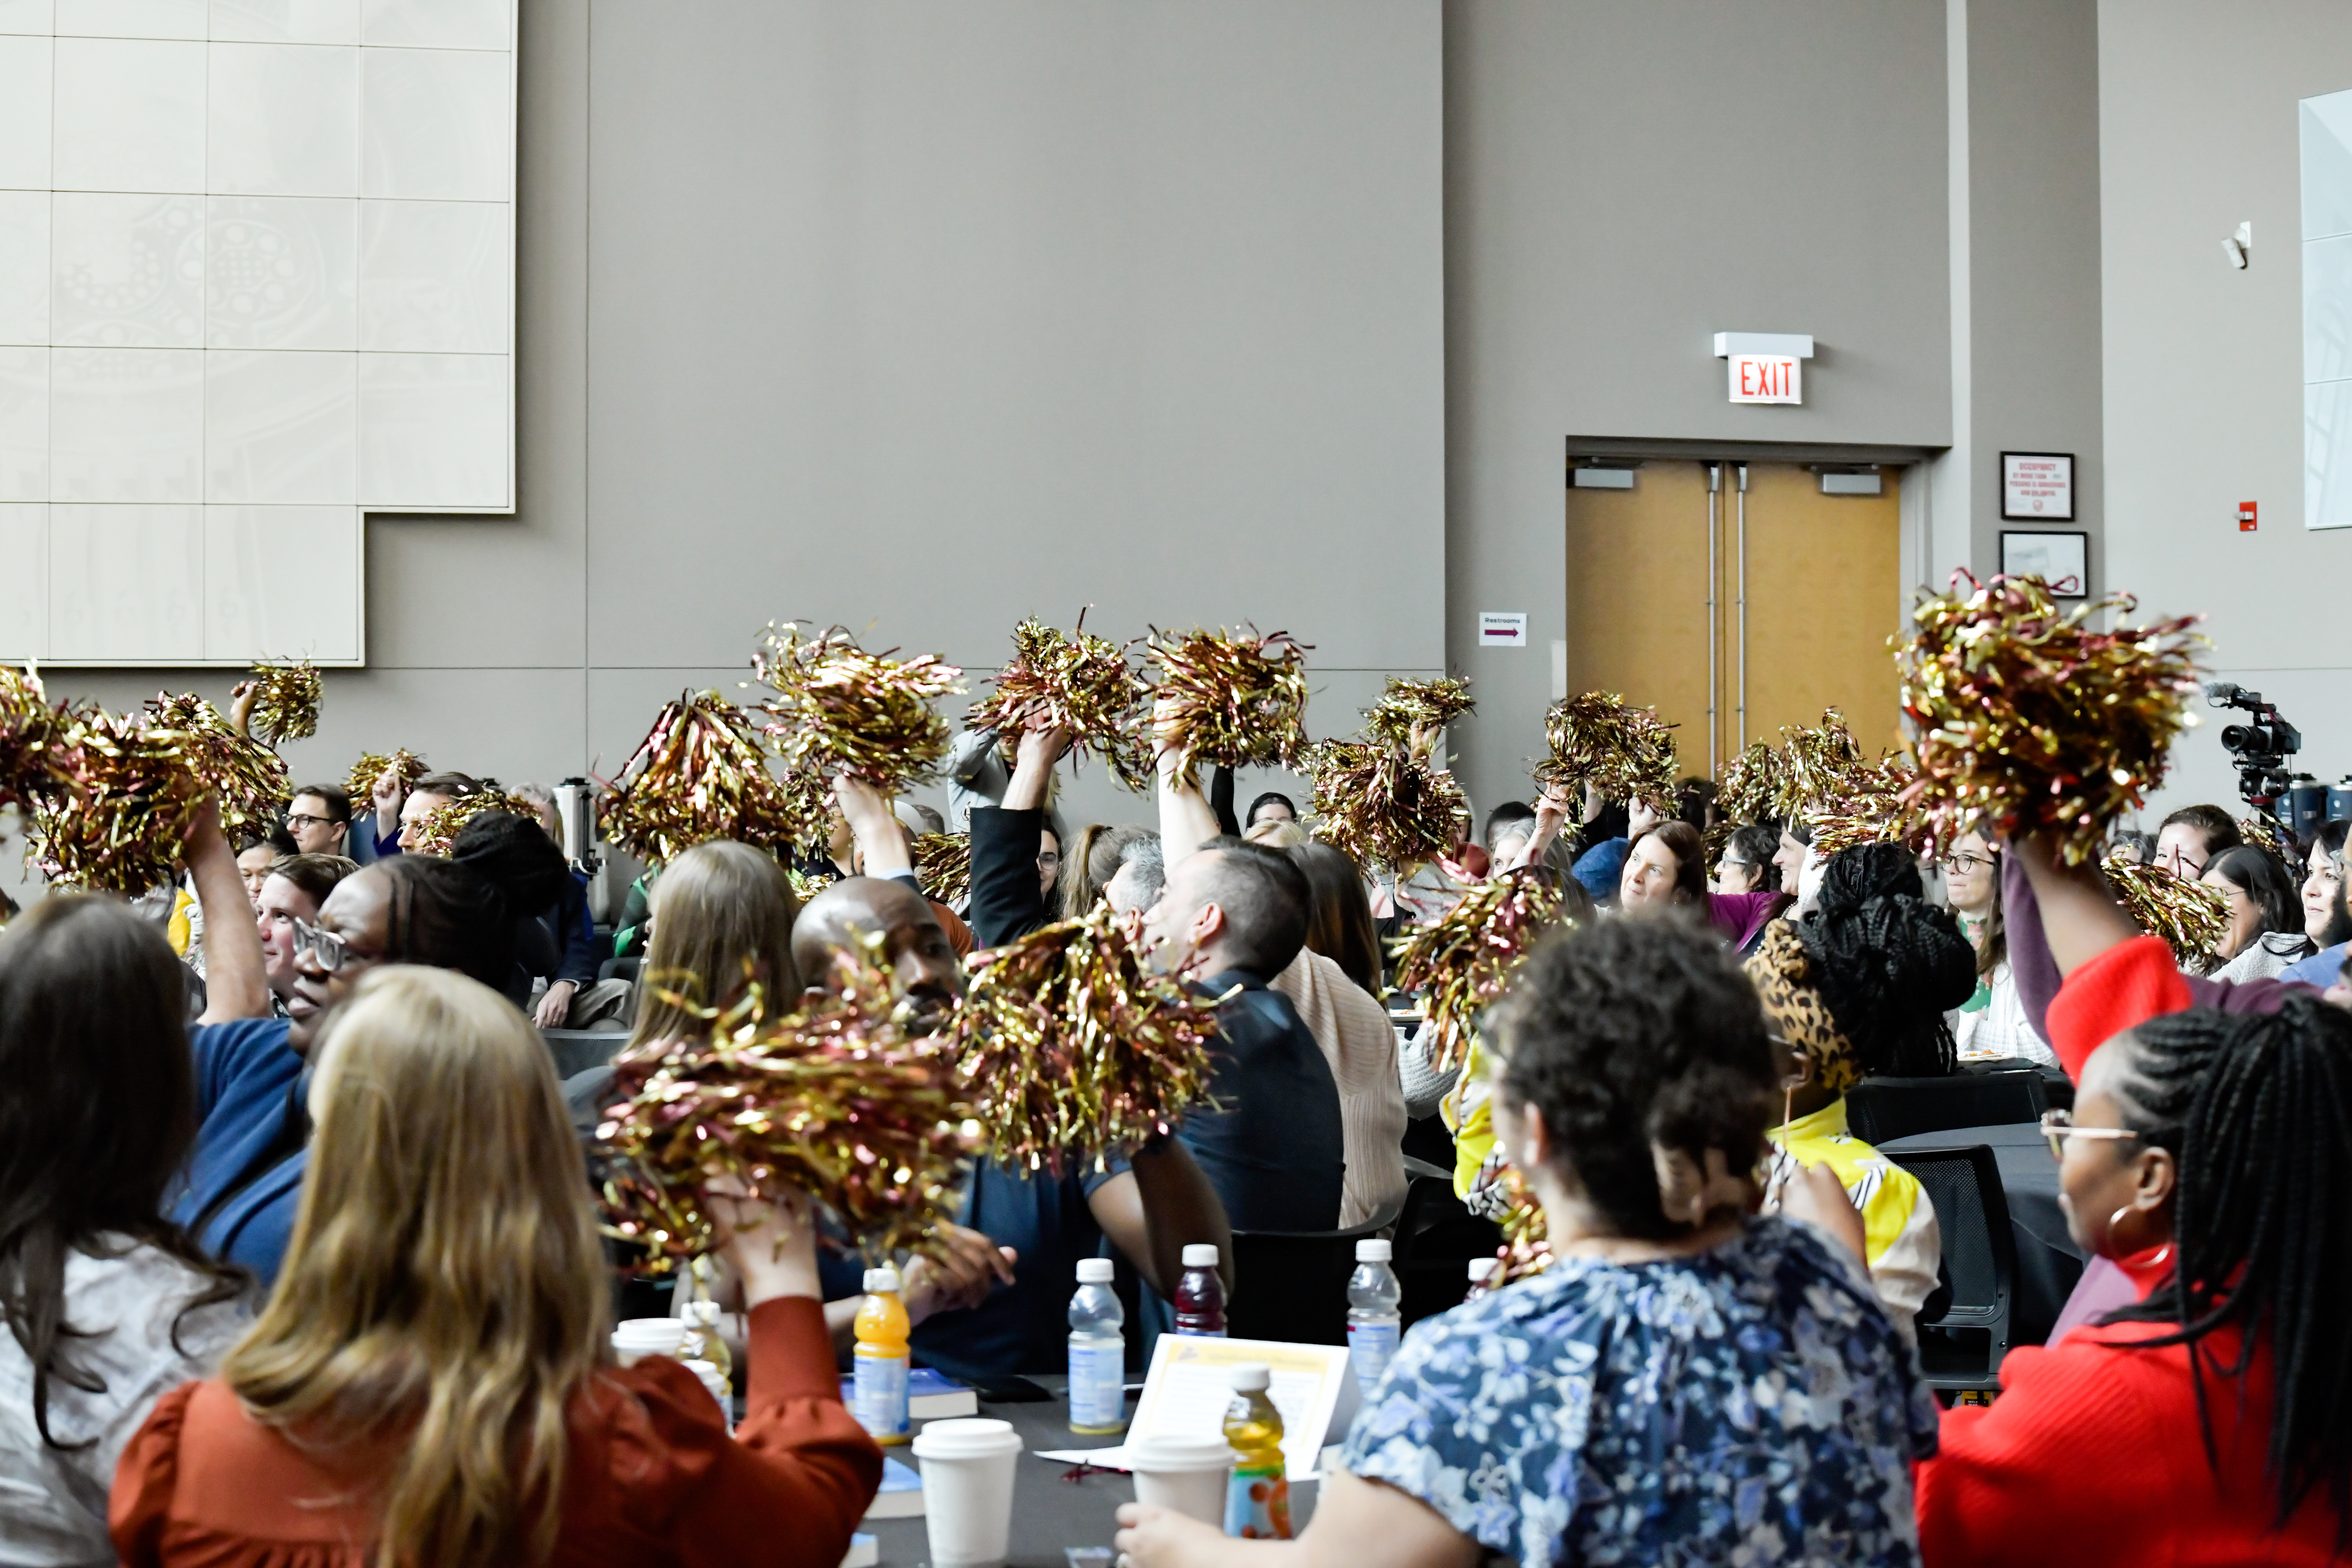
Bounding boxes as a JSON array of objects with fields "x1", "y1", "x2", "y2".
[{"x1": 863, "y1": 1378, "x2": 1318, "y2": 1568}]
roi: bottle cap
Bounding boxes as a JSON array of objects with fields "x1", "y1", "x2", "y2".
[
  {"x1": 1355, "y1": 1239, "x2": 1393, "y2": 1263},
  {"x1": 1076, "y1": 1258, "x2": 1115, "y2": 1284},
  {"x1": 1467, "y1": 1257, "x2": 1498, "y2": 1283},
  {"x1": 1228, "y1": 1362, "x2": 1271, "y2": 1393},
  {"x1": 863, "y1": 1267, "x2": 901, "y2": 1293},
  {"x1": 1181, "y1": 1243, "x2": 1220, "y2": 1268}
]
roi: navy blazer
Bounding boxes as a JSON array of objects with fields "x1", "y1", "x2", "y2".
[{"x1": 1176, "y1": 968, "x2": 1346, "y2": 1234}]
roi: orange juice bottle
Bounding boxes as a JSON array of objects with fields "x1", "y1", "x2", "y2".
[
  {"x1": 852, "y1": 1267, "x2": 911, "y2": 1444},
  {"x1": 1221, "y1": 1363, "x2": 1291, "y2": 1539}
]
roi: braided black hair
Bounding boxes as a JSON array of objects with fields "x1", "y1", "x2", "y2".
[
  {"x1": 1796, "y1": 842, "x2": 1978, "y2": 1077},
  {"x1": 1493, "y1": 920, "x2": 1777, "y2": 1241},
  {"x1": 2105, "y1": 1001, "x2": 2352, "y2": 1539}
]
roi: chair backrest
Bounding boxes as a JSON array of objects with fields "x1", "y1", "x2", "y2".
[
  {"x1": 1227, "y1": 1195, "x2": 1405, "y2": 1346},
  {"x1": 1847, "y1": 1069, "x2": 2046, "y2": 1145},
  {"x1": 542, "y1": 1027, "x2": 624, "y2": 1081},
  {"x1": 1884, "y1": 1142, "x2": 2016, "y2": 1389}
]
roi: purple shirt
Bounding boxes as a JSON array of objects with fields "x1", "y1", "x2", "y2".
[{"x1": 1707, "y1": 890, "x2": 1791, "y2": 950}]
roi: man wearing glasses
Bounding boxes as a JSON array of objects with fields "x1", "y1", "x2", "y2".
[{"x1": 283, "y1": 785, "x2": 354, "y2": 858}]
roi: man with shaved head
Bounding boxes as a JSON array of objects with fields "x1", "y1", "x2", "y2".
[{"x1": 807, "y1": 778, "x2": 1233, "y2": 1383}]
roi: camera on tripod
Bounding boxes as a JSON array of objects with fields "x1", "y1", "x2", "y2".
[{"x1": 2206, "y1": 681, "x2": 2301, "y2": 810}]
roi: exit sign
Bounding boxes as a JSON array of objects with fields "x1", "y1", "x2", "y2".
[{"x1": 1729, "y1": 354, "x2": 1802, "y2": 405}]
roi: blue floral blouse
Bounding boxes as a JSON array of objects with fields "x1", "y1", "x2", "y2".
[{"x1": 1342, "y1": 1216, "x2": 1938, "y2": 1567}]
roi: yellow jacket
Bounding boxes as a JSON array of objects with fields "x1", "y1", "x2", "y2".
[{"x1": 1767, "y1": 1097, "x2": 1940, "y2": 1336}]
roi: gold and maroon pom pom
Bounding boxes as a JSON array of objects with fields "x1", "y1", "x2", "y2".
[
  {"x1": 1533, "y1": 692, "x2": 1678, "y2": 808},
  {"x1": 600, "y1": 689, "x2": 825, "y2": 865},
  {"x1": 1770, "y1": 708, "x2": 1870, "y2": 820},
  {"x1": 597, "y1": 954, "x2": 978, "y2": 1271},
  {"x1": 1715, "y1": 739, "x2": 1787, "y2": 827},
  {"x1": 247, "y1": 660, "x2": 322, "y2": 746},
  {"x1": 911, "y1": 832, "x2": 972, "y2": 906},
  {"x1": 1306, "y1": 738, "x2": 1469, "y2": 871},
  {"x1": 2104, "y1": 854, "x2": 2229, "y2": 967},
  {"x1": 0, "y1": 665, "x2": 71, "y2": 815},
  {"x1": 752, "y1": 623, "x2": 966, "y2": 795},
  {"x1": 346, "y1": 749, "x2": 427, "y2": 805},
  {"x1": 1808, "y1": 753, "x2": 1932, "y2": 857},
  {"x1": 1362, "y1": 676, "x2": 1476, "y2": 751},
  {"x1": 1897, "y1": 573, "x2": 2206, "y2": 863},
  {"x1": 2236, "y1": 811, "x2": 2286, "y2": 861},
  {"x1": 31, "y1": 709, "x2": 211, "y2": 895},
  {"x1": 945, "y1": 904, "x2": 1222, "y2": 1174},
  {"x1": 964, "y1": 615, "x2": 1152, "y2": 787},
  {"x1": 405, "y1": 789, "x2": 540, "y2": 857},
  {"x1": 1390, "y1": 867, "x2": 1571, "y2": 1073},
  {"x1": 142, "y1": 692, "x2": 290, "y2": 836},
  {"x1": 1140, "y1": 627, "x2": 1311, "y2": 784}
]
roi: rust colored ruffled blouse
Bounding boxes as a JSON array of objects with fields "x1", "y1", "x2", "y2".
[{"x1": 108, "y1": 1298, "x2": 881, "y2": 1568}]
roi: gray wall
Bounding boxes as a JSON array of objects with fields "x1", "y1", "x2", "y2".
[
  {"x1": 9, "y1": 0, "x2": 1446, "y2": 901},
  {"x1": 1441, "y1": 0, "x2": 1953, "y2": 812},
  {"x1": 2100, "y1": 0, "x2": 2352, "y2": 820},
  {"x1": 1926, "y1": 0, "x2": 2104, "y2": 595}
]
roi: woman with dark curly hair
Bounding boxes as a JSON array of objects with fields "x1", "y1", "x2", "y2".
[{"x1": 1117, "y1": 919, "x2": 1937, "y2": 1568}]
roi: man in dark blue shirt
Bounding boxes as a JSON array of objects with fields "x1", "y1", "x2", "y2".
[{"x1": 1134, "y1": 757, "x2": 1348, "y2": 1234}]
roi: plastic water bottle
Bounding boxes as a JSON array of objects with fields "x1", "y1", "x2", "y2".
[
  {"x1": 1344, "y1": 1239, "x2": 1402, "y2": 1395},
  {"x1": 1067, "y1": 1257, "x2": 1128, "y2": 1435},
  {"x1": 1222, "y1": 1363, "x2": 1292, "y2": 1539},
  {"x1": 1173, "y1": 1243, "x2": 1226, "y2": 1337},
  {"x1": 852, "y1": 1267, "x2": 910, "y2": 1444}
]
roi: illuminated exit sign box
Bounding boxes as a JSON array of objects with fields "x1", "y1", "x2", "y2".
[{"x1": 1713, "y1": 332, "x2": 1815, "y2": 406}]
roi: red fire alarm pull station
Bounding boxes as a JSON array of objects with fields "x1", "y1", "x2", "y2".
[{"x1": 2239, "y1": 501, "x2": 2258, "y2": 532}]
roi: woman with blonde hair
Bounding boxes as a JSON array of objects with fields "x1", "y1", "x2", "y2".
[
  {"x1": 109, "y1": 967, "x2": 881, "y2": 1567},
  {"x1": 626, "y1": 839, "x2": 803, "y2": 1049}
]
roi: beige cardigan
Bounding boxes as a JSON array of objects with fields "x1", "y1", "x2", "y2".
[{"x1": 1271, "y1": 949, "x2": 1408, "y2": 1227}]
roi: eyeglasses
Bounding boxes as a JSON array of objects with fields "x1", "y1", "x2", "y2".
[
  {"x1": 2039, "y1": 1108, "x2": 2141, "y2": 1162},
  {"x1": 1943, "y1": 852, "x2": 1991, "y2": 874},
  {"x1": 284, "y1": 811, "x2": 338, "y2": 832},
  {"x1": 1038, "y1": 851, "x2": 1061, "y2": 869},
  {"x1": 290, "y1": 917, "x2": 368, "y2": 974}
]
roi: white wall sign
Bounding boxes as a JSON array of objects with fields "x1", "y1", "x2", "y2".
[
  {"x1": 2000, "y1": 451, "x2": 2074, "y2": 520},
  {"x1": 1728, "y1": 353, "x2": 1802, "y2": 404},
  {"x1": 1478, "y1": 611, "x2": 1527, "y2": 647}
]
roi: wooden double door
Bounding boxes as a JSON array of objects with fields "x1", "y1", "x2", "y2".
[{"x1": 1562, "y1": 462, "x2": 1903, "y2": 779}]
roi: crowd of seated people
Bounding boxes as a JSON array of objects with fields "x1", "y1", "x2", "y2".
[{"x1": 6, "y1": 682, "x2": 2352, "y2": 1568}]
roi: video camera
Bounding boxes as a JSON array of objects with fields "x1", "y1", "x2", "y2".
[{"x1": 2205, "y1": 682, "x2": 2302, "y2": 809}]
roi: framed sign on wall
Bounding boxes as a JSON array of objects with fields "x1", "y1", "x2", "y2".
[
  {"x1": 2000, "y1": 451, "x2": 2075, "y2": 520},
  {"x1": 2000, "y1": 529, "x2": 2089, "y2": 598}
]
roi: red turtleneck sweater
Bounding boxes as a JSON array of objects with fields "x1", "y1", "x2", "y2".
[{"x1": 1917, "y1": 934, "x2": 2345, "y2": 1565}]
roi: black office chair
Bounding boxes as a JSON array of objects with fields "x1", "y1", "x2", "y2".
[
  {"x1": 1227, "y1": 1194, "x2": 1407, "y2": 1345},
  {"x1": 1391, "y1": 1159, "x2": 1502, "y2": 1328},
  {"x1": 1885, "y1": 1142, "x2": 2016, "y2": 1393},
  {"x1": 1847, "y1": 1069, "x2": 2046, "y2": 1145}
]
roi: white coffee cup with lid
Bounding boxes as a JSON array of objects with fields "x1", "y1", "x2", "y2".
[
  {"x1": 1126, "y1": 1432, "x2": 1234, "y2": 1525},
  {"x1": 910, "y1": 1417, "x2": 1024, "y2": 1567},
  {"x1": 611, "y1": 1317, "x2": 688, "y2": 1367}
]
